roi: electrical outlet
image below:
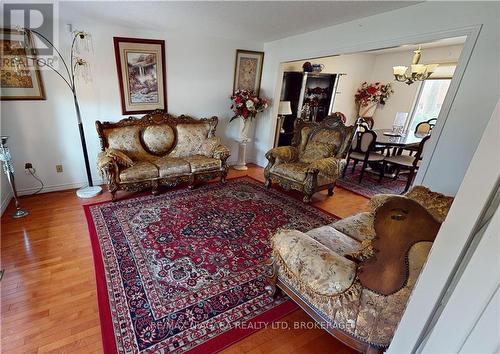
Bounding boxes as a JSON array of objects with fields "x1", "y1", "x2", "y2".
[
  {"x1": 56, "y1": 164, "x2": 63, "y2": 173},
  {"x1": 25, "y1": 162, "x2": 33, "y2": 169}
]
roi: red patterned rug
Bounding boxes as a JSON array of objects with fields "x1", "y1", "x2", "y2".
[
  {"x1": 337, "y1": 162, "x2": 407, "y2": 198},
  {"x1": 84, "y1": 177, "x2": 337, "y2": 354}
]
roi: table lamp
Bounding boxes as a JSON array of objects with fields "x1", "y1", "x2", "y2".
[{"x1": 278, "y1": 101, "x2": 292, "y2": 133}]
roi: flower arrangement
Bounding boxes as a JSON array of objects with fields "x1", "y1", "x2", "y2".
[
  {"x1": 355, "y1": 82, "x2": 394, "y2": 107},
  {"x1": 230, "y1": 90, "x2": 269, "y2": 122}
]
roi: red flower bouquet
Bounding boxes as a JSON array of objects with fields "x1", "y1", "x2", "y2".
[
  {"x1": 355, "y1": 82, "x2": 394, "y2": 107},
  {"x1": 230, "y1": 90, "x2": 269, "y2": 122}
]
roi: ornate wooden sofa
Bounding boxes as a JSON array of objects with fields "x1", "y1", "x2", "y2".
[
  {"x1": 264, "y1": 114, "x2": 356, "y2": 202},
  {"x1": 96, "y1": 110, "x2": 230, "y2": 200},
  {"x1": 266, "y1": 186, "x2": 454, "y2": 353}
]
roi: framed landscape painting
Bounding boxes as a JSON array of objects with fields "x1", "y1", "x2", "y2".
[
  {"x1": 0, "y1": 28, "x2": 45, "y2": 100},
  {"x1": 113, "y1": 37, "x2": 167, "y2": 114},
  {"x1": 233, "y1": 49, "x2": 264, "y2": 95}
]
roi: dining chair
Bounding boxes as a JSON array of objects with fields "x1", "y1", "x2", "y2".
[
  {"x1": 343, "y1": 129, "x2": 385, "y2": 183},
  {"x1": 415, "y1": 121, "x2": 433, "y2": 135},
  {"x1": 405, "y1": 118, "x2": 434, "y2": 155},
  {"x1": 359, "y1": 117, "x2": 374, "y2": 129},
  {"x1": 379, "y1": 135, "x2": 431, "y2": 192}
]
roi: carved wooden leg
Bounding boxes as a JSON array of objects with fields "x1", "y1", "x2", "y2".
[
  {"x1": 404, "y1": 168, "x2": 416, "y2": 193},
  {"x1": 351, "y1": 160, "x2": 358, "y2": 173},
  {"x1": 151, "y1": 180, "x2": 159, "y2": 196},
  {"x1": 303, "y1": 193, "x2": 312, "y2": 203},
  {"x1": 264, "y1": 256, "x2": 278, "y2": 297},
  {"x1": 220, "y1": 175, "x2": 226, "y2": 184},
  {"x1": 264, "y1": 177, "x2": 272, "y2": 189},
  {"x1": 359, "y1": 160, "x2": 368, "y2": 183},
  {"x1": 378, "y1": 161, "x2": 386, "y2": 182},
  {"x1": 109, "y1": 185, "x2": 118, "y2": 202},
  {"x1": 342, "y1": 157, "x2": 350, "y2": 178},
  {"x1": 327, "y1": 185, "x2": 334, "y2": 196},
  {"x1": 188, "y1": 175, "x2": 196, "y2": 190}
]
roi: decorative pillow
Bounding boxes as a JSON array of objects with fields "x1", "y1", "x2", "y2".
[
  {"x1": 105, "y1": 148, "x2": 135, "y2": 167},
  {"x1": 170, "y1": 123, "x2": 211, "y2": 158},
  {"x1": 198, "y1": 137, "x2": 221, "y2": 157},
  {"x1": 300, "y1": 142, "x2": 334, "y2": 164},
  {"x1": 141, "y1": 125, "x2": 175, "y2": 155}
]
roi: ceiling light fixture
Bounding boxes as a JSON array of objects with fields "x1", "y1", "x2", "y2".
[{"x1": 393, "y1": 47, "x2": 438, "y2": 85}]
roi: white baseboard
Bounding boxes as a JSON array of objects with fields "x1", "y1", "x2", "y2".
[
  {"x1": 17, "y1": 179, "x2": 104, "y2": 196},
  {"x1": 1, "y1": 191, "x2": 13, "y2": 216}
]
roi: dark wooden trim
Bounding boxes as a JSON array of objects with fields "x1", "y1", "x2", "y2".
[
  {"x1": 1, "y1": 28, "x2": 46, "y2": 101},
  {"x1": 276, "y1": 279, "x2": 384, "y2": 354},
  {"x1": 233, "y1": 49, "x2": 265, "y2": 95},
  {"x1": 113, "y1": 36, "x2": 167, "y2": 115}
]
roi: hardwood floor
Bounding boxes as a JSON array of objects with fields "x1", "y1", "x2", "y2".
[{"x1": 1, "y1": 165, "x2": 368, "y2": 354}]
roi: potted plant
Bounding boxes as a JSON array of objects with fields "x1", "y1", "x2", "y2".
[{"x1": 355, "y1": 82, "x2": 394, "y2": 117}]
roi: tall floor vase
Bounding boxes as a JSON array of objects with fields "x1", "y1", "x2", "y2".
[{"x1": 234, "y1": 118, "x2": 252, "y2": 171}]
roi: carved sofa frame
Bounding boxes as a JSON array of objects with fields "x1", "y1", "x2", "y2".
[{"x1": 96, "y1": 110, "x2": 230, "y2": 201}]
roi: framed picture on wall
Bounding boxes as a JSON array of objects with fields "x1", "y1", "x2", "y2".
[
  {"x1": 233, "y1": 49, "x2": 264, "y2": 95},
  {"x1": 0, "y1": 28, "x2": 45, "y2": 100},
  {"x1": 113, "y1": 37, "x2": 167, "y2": 115}
]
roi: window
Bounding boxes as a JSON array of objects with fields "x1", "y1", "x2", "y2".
[{"x1": 408, "y1": 79, "x2": 451, "y2": 132}]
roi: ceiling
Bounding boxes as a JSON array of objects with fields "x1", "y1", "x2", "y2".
[
  {"x1": 366, "y1": 36, "x2": 467, "y2": 55},
  {"x1": 61, "y1": 1, "x2": 420, "y2": 42}
]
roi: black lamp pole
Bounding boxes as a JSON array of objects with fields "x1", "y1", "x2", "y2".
[{"x1": 19, "y1": 28, "x2": 100, "y2": 197}]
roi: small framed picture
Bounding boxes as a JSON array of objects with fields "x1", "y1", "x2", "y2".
[
  {"x1": 0, "y1": 28, "x2": 45, "y2": 100},
  {"x1": 233, "y1": 49, "x2": 264, "y2": 95},
  {"x1": 113, "y1": 37, "x2": 167, "y2": 115}
]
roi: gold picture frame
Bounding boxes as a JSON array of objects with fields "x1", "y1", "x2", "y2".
[
  {"x1": 233, "y1": 49, "x2": 264, "y2": 95},
  {"x1": 113, "y1": 37, "x2": 167, "y2": 115},
  {"x1": 0, "y1": 28, "x2": 45, "y2": 100}
]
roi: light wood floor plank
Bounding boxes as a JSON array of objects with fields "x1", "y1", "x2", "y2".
[{"x1": 1, "y1": 165, "x2": 367, "y2": 353}]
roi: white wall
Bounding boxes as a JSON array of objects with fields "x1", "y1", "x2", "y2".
[
  {"x1": 370, "y1": 44, "x2": 463, "y2": 129},
  {"x1": 279, "y1": 44, "x2": 463, "y2": 129},
  {"x1": 390, "y1": 100, "x2": 500, "y2": 353},
  {"x1": 281, "y1": 53, "x2": 376, "y2": 125},
  {"x1": 0, "y1": 7, "x2": 262, "y2": 210},
  {"x1": 255, "y1": 2, "x2": 499, "y2": 196}
]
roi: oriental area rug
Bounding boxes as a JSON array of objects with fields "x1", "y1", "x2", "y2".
[
  {"x1": 84, "y1": 177, "x2": 337, "y2": 354},
  {"x1": 337, "y1": 162, "x2": 407, "y2": 198}
]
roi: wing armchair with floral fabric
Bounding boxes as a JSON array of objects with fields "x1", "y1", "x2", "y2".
[
  {"x1": 96, "y1": 111, "x2": 230, "y2": 201},
  {"x1": 264, "y1": 114, "x2": 356, "y2": 202},
  {"x1": 266, "y1": 186, "x2": 454, "y2": 353}
]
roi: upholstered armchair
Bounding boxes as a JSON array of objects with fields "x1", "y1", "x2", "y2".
[
  {"x1": 264, "y1": 114, "x2": 356, "y2": 202},
  {"x1": 266, "y1": 186, "x2": 454, "y2": 353}
]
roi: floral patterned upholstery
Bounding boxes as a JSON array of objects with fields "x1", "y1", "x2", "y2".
[
  {"x1": 269, "y1": 186, "x2": 454, "y2": 349},
  {"x1": 272, "y1": 229, "x2": 357, "y2": 296},
  {"x1": 96, "y1": 111, "x2": 230, "y2": 200},
  {"x1": 119, "y1": 162, "x2": 159, "y2": 182},
  {"x1": 264, "y1": 114, "x2": 356, "y2": 203}
]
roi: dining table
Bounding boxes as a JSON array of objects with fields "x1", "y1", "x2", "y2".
[{"x1": 374, "y1": 129, "x2": 426, "y2": 149}]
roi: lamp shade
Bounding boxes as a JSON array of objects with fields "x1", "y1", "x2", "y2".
[{"x1": 278, "y1": 101, "x2": 292, "y2": 115}]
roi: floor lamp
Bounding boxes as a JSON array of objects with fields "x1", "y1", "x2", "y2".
[{"x1": 11, "y1": 27, "x2": 102, "y2": 198}]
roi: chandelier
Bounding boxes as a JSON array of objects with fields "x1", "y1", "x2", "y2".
[{"x1": 393, "y1": 47, "x2": 438, "y2": 85}]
